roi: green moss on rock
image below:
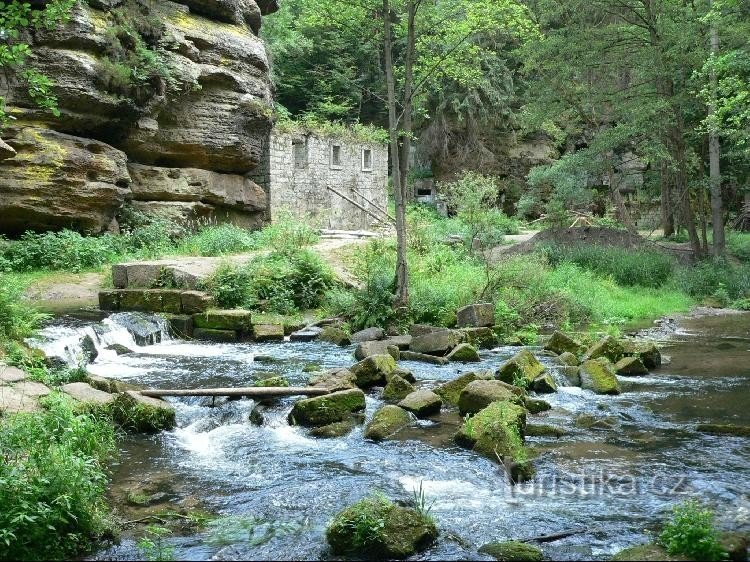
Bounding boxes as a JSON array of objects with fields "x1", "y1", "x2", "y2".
[
  {"x1": 319, "y1": 326, "x2": 351, "y2": 346},
  {"x1": 382, "y1": 374, "x2": 415, "y2": 401},
  {"x1": 531, "y1": 373, "x2": 557, "y2": 393},
  {"x1": 526, "y1": 424, "x2": 567, "y2": 438},
  {"x1": 583, "y1": 335, "x2": 625, "y2": 363},
  {"x1": 253, "y1": 375, "x2": 290, "y2": 387},
  {"x1": 193, "y1": 309, "x2": 252, "y2": 331},
  {"x1": 524, "y1": 397, "x2": 552, "y2": 414},
  {"x1": 460, "y1": 327, "x2": 499, "y2": 349},
  {"x1": 556, "y1": 351, "x2": 580, "y2": 367},
  {"x1": 544, "y1": 331, "x2": 584, "y2": 356},
  {"x1": 326, "y1": 494, "x2": 438, "y2": 559},
  {"x1": 579, "y1": 358, "x2": 621, "y2": 395},
  {"x1": 614, "y1": 356, "x2": 648, "y2": 376},
  {"x1": 288, "y1": 388, "x2": 366, "y2": 426},
  {"x1": 446, "y1": 343, "x2": 480, "y2": 362},
  {"x1": 611, "y1": 544, "x2": 688, "y2": 561},
  {"x1": 478, "y1": 540, "x2": 543, "y2": 561},
  {"x1": 309, "y1": 418, "x2": 356, "y2": 438},
  {"x1": 113, "y1": 391, "x2": 176, "y2": 433},
  {"x1": 350, "y1": 354, "x2": 397, "y2": 388},
  {"x1": 496, "y1": 349, "x2": 546, "y2": 388},
  {"x1": 458, "y1": 379, "x2": 524, "y2": 416},
  {"x1": 364, "y1": 405, "x2": 413, "y2": 441},
  {"x1": 621, "y1": 340, "x2": 662, "y2": 369},
  {"x1": 434, "y1": 371, "x2": 491, "y2": 406}
]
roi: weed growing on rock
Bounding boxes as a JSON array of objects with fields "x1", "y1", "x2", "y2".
[{"x1": 658, "y1": 500, "x2": 725, "y2": 561}]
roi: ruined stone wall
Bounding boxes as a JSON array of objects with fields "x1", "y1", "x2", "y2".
[
  {"x1": 251, "y1": 131, "x2": 388, "y2": 231},
  {"x1": 0, "y1": 0, "x2": 278, "y2": 235}
]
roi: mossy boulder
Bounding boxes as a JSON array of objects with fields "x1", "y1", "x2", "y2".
[
  {"x1": 611, "y1": 544, "x2": 688, "y2": 561},
  {"x1": 253, "y1": 375, "x2": 290, "y2": 387},
  {"x1": 583, "y1": 335, "x2": 625, "y2": 363},
  {"x1": 409, "y1": 329, "x2": 464, "y2": 356},
  {"x1": 460, "y1": 327, "x2": 499, "y2": 349},
  {"x1": 388, "y1": 367, "x2": 416, "y2": 384},
  {"x1": 434, "y1": 371, "x2": 492, "y2": 406},
  {"x1": 86, "y1": 374, "x2": 142, "y2": 394},
  {"x1": 355, "y1": 340, "x2": 400, "y2": 361},
  {"x1": 113, "y1": 391, "x2": 176, "y2": 433},
  {"x1": 544, "y1": 331, "x2": 584, "y2": 356},
  {"x1": 319, "y1": 326, "x2": 351, "y2": 346},
  {"x1": 478, "y1": 540, "x2": 543, "y2": 561},
  {"x1": 193, "y1": 328, "x2": 238, "y2": 342},
  {"x1": 556, "y1": 351, "x2": 580, "y2": 367},
  {"x1": 350, "y1": 354, "x2": 397, "y2": 388},
  {"x1": 455, "y1": 401, "x2": 532, "y2": 480},
  {"x1": 621, "y1": 340, "x2": 662, "y2": 369},
  {"x1": 309, "y1": 368, "x2": 358, "y2": 391},
  {"x1": 579, "y1": 358, "x2": 621, "y2": 395},
  {"x1": 193, "y1": 309, "x2": 252, "y2": 331},
  {"x1": 496, "y1": 350, "x2": 546, "y2": 388},
  {"x1": 309, "y1": 418, "x2": 356, "y2": 438},
  {"x1": 252, "y1": 323, "x2": 285, "y2": 342},
  {"x1": 559, "y1": 365, "x2": 581, "y2": 386},
  {"x1": 382, "y1": 375, "x2": 415, "y2": 401},
  {"x1": 575, "y1": 413, "x2": 618, "y2": 430},
  {"x1": 326, "y1": 495, "x2": 438, "y2": 559},
  {"x1": 364, "y1": 405, "x2": 413, "y2": 441},
  {"x1": 456, "y1": 303, "x2": 495, "y2": 327},
  {"x1": 288, "y1": 388, "x2": 366, "y2": 427},
  {"x1": 458, "y1": 379, "x2": 524, "y2": 416},
  {"x1": 531, "y1": 373, "x2": 557, "y2": 393},
  {"x1": 614, "y1": 356, "x2": 648, "y2": 376},
  {"x1": 719, "y1": 531, "x2": 749, "y2": 562},
  {"x1": 446, "y1": 343, "x2": 480, "y2": 362},
  {"x1": 399, "y1": 351, "x2": 449, "y2": 365},
  {"x1": 351, "y1": 327, "x2": 385, "y2": 342},
  {"x1": 397, "y1": 389, "x2": 442, "y2": 418},
  {"x1": 526, "y1": 424, "x2": 567, "y2": 438},
  {"x1": 524, "y1": 397, "x2": 552, "y2": 414}
]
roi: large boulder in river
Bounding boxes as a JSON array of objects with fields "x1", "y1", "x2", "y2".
[
  {"x1": 309, "y1": 368, "x2": 358, "y2": 391},
  {"x1": 434, "y1": 371, "x2": 493, "y2": 406},
  {"x1": 397, "y1": 390, "x2": 442, "y2": 418},
  {"x1": 351, "y1": 327, "x2": 385, "y2": 342},
  {"x1": 446, "y1": 343, "x2": 480, "y2": 362},
  {"x1": 364, "y1": 405, "x2": 413, "y2": 441},
  {"x1": 288, "y1": 388, "x2": 365, "y2": 427},
  {"x1": 456, "y1": 303, "x2": 495, "y2": 327},
  {"x1": 531, "y1": 373, "x2": 557, "y2": 393},
  {"x1": 354, "y1": 340, "x2": 400, "y2": 361},
  {"x1": 319, "y1": 326, "x2": 351, "y2": 346},
  {"x1": 459, "y1": 327, "x2": 499, "y2": 349},
  {"x1": 350, "y1": 354, "x2": 397, "y2": 388},
  {"x1": 614, "y1": 356, "x2": 648, "y2": 376},
  {"x1": 409, "y1": 329, "x2": 464, "y2": 356},
  {"x1": 496, "y1": 349, "x2": 546, "y2": 389},
  {"x1": 458, "y1": 379, "x2": 524, "y2": 416},
  {"x1": 579, "y1": 358, "x2": 621, "y2": 395},
  {"x1": 544, "y1": 331, "x2": 584, "y2": 356},
  {"x1": 327, "y1": 495, "x2": 438, "y2": 559},
  {"x1": 112, "y1": 391, "x2": 176, "y2": 433},
  {"x1": 583, "y1": 335, "x2": 625, "y2": 363},
  {"x1": 382, "y1": 375, "x2": 415, "y2": 401},
  {"x1": 478, "y1": 541, "x2": 543, "y2": 561},
  {"x1": 621, "y1": 340, "x2": 662, "y2": 369}
]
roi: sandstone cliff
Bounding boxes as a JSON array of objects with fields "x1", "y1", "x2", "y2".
[{"x1": 0, "y1": 0, "x2": 277, "y2": 235}]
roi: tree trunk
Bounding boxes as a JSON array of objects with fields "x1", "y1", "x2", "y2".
[
  {"x1": 661, "y1": 162, "x2": 675, "y2": 237},
  {"x1": 398, "y1": 0, "x2": 417, "y2": 203},
  {"x1": 383, "y1": 0, "x2": 409, "y2": 307},
  {"x1": 608, "y1": 152, "x2": 636, "y2": 233},
  {"x1": 708, "y1": 1, "x2": 725, "y2": 256},
  {"x1": 674, "y1": 124, "x2": 702, "y2": 258}
]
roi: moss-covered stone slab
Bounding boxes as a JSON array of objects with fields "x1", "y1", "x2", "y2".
[
  {"x1": 252, "y1": 323, "x2": 285, "y2": 342},
  {"x1": 614, "y1": 356, "x2": 648, "y2": 376},
  {"x1": 382, "y1": 374, "x2": 415, "y2": 401},
  {"x1": 14, "y1": 380, "x2": 51, "y2": 398},
  {"x1": 524, "y1": 397, "x2": 551, "y2": 414},
  {"x1": 309, "y1": 368, "x2": 358, "y2": 391},
  {"x1": 98, "y1": 289, "x2": 120, "y2": 311},
  {"x1": 326, "y1": 495, "x2": 438, "y2": 559},
  {"x1": 526, "y1": 424, "x2": 567, "y2": 438},
  {"x1": 544, "y1": 330, "x2": 584, "y2": 356},
  {"x1": 350, "y1": 354, "x2": 397, "y2": 388},
  {"x1": 399, "y1": 351, "x2": 449, "y2": 365},
  {"x1": 86, "y1": 374, "x2": 141, "y2": 394},
  {"x1": 531, "y1": 373, "x2": 557, "y2": 393},
  {"x1": 351, "y1": 327, "x2": 385, "y2": 342},
  {"x1": 447, "y1": 343, "x2": 480, "y2": 362},
  {"x1": 458, "y1": 379, "x2": 524, "y2": 416},
  {"x1": 460, "y1": 327, "x2": 499, "y2": 349},
  {"x1": 496, "y1": 349, "x2": 546, "y2": 389},
  {"x1": 456, "y1": 303, "x2": 495, "y2": 328},
  {"x1": 434, "y1": 371, "x2": 492, "y2": 406},
  {"x1": 409, "y1": 329, "x2": 464, "y2": 356},
  {"x1": 193, "y1": 327, "x2": 238, "y2": 342},
  {"x1": 556, "y1": 351, "x2": 580, "y2": 366},
  {"x1": 193, "y1": 309, "x2": 252, "y2": 331},
  {"x1": 397, "y1": 389, "x2": 442, "y2": 418},
  {"x1": 113, "y1": 391, "x2": 176, "y2": 433},
  {"x1": 355, "y1": 340, "x2": 400, "y2": 361},
  {"x1": 364, "y1": 405, "x2": 413, "y2": 441},
  {"x1": 309, "y1": 418, "x2": 356, "y2": 438},
  {"x1": 478, "y1": 540, "x2": 543, "y2": 561},
  {"x1": 162, "y1": 313, "x2": 194, "y2": 338},
  {"x1": 319, "y1": 326, "x2": 351, "y2": 346},
  {"x1": 288, "y1": 388, "x2": 366, "y2": 426},
  {"x1": 583, "y1": 335, "x2": 625, "y2": 363},
  {"x1": 181, "y1": 290, "x2": 214, "y2": 313},
  {"x1": 580, "y1": 358, "x2": 621, "y2": 395},
  {"x1": 621, "y1": 340, "x2": 662, "y2": 369}
]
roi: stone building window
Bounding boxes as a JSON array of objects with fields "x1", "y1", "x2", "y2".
[
  {"x1": 361, "y1": 148, "x2": 373, "y2": 171},
  {"x1": 330, "y1": 144, "x2": 342, "y2": 169},
  {"x1": 293, "y1": 139, "x2": 307, "y2": 169}
]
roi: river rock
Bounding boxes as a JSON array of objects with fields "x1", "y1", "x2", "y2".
[
  {"x1": 397, "y1": 390, "x2": 442, "y2": 418},
  {"x1": 61, "y1": 381, "x2": 114, "y2": 413},
  {"x1": 456, "y1": 303, "x2": 495, "y2": 328},
  {"x1": 526, "y1": 424, "x2": 566, "y2": 438},
  {"x1": 409, "y1": 329, "x2": 464, "y2": 356},
  {"x1": 194, "y1": 327, "x2": 238, "y2": 342},
  {"x1": 559, "y1": 365, "x2": 581, "y2": 386},
  {"x1": 0, "y1": 386, "x2": 40, "y2": 414},
  {"x1": 696, "y1": 423, "x2": 750, "y2": 438},
  {"x1": 113, "y1": 391, "x2": 176, "y2": 432},
  {"x1": 193, "y1": 309, "x2": 252, "y2": 332},
  {"x1": 478, "y1": 540, "x2": 543, "y2": 561},
  {"x1": 326, "y1": 495, "x2": 438, "y2": 558},
  {"x1": 575, "y1": 413, "x2": 619, "y2": 430},
  {"x1": 351, "y1": 327, "x2": 385, "y2": 342},
  {"x1": 350, "y1": 354, "x2": 397, "y2": 388},
  {"x1": 0, "y1": 364, "x2": 27, "y2": 384},
  {"x1": 583, "y1": 335, "x2": 625, "y2": 363},
  {"x1": 446, "y1": 343, "x2": 480, "y2": 362},
  {"x1": 288, "y1": 388, "x2": 365, "y2": 426},
  {"x1": 364, "y1": 405, "x2": 413, "y2": 441},
  {"x1": 621, "y1": 340, "x2": 662, "y2": 369},
  {"x1": 86, "y1": 374, "x2": 142, "y2": 394},
  {"x1": 384, "y1": 335, "x2": 412, "y2": 350},
  {"x1": 319, "y1": 326, "x2": 351, "y2": 346},
  {"x1": 354, "y1": 340, "x2": 400, "y2": 361},
  {"x1": 531, "y1": 373, "x2": 557, "y2": 393},
  {"x1": 496, "y1": 349, "x2": 546, "y2": 388},
  {"x1": 434, "y1": 371, "x2": 492, "y2": 406},
  {"x1": 252, "y1": 323, "x2": 284, "y2": 341},
  {"x1": 309, "y1": 368, "x2": 358, "y2": 391},
  {"x1": 459, "y1": 327, "x2": 499, "y2": 349},
  {"x1": 399, "y1": 351, "x2": 449, "y2": 365},
  {"x1": 253, "y1": 375, "x2": 289, "y2": 387},
  {"x1": 556, "y1": 351, "x2": 580, "y2": 366},
  {"x1": 388, "y1": 367, "x2": 416, "y2": 384},
  {"x1": 382, "y1": 375, "x2": 415, "y2": 401},
  {"x1": 309, "y1": 418, "x2": 356, "y2": 438},
  {"x1": 458, "y1": 379, "x2": 524, "y2": 416},
  {"x1": 289, "y1": 326, "x2": 322, "y2": 342},
  {"x1": 524, "y1": 397, "x2": 552, "y2": 414},
  {"x1": 614, "y1": 356, "x2": 648, "y2": 376},
  {"x1": 544, "y1": 331, "x2": 584, "y2": 356},
  {"x1": 105, "y1": 343, "x2": 134, "y2": 355},
  {"x1": 719, "y1": 531, "x2": 749, "y2": 562},
  {"x1": 611, "y1": 544, "x2": 687, "y2": 561},
  {"x1": 579, "y1": 358, "x2": 621, "y2": 395},
  {"x1": 408, "y1": 323, "x2": 443, "y2": 337}
]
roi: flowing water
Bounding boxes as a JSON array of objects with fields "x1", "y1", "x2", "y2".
[{"x1": 31, "y1": 312, "x2": 750, "y2": 560}]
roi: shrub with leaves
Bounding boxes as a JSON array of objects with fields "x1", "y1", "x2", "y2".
[{"x1": 658, "y1": 500, "x2": 725, "y2": 561}]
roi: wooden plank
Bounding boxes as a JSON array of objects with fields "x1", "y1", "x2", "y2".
[{"x1": 140, "y1": 386, "x2": 331, "y2": 398}]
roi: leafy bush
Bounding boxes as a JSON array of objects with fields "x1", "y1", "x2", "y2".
[
  {"x1": 178, "y1": 223, "x2": 260, "y2": 256},
  {"x1": 199, "y1": 263, "x2": 253, "y2": 309},
  {"x1": 0, "y1": 274, "x2": 48, "y2": 342},
  {"x1": 726, "y1": 231, "x2": 750, "y2": 262},
  {"x1": 677, "y1": 259, "x2": 750, "y2": 301},
  {"x1": 0, "y1": 394, "x2": 116, "y2": 560},
  {"x1": 541, "y1": 243, "x2": 676, "y2": 288},
  {"x1": 658, "y1": 500, "x2": 725, "y2": 561}
]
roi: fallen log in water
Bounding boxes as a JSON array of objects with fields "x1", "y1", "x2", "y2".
[
  {"x1": 517, "y1": 528, "x2": 588, "y2": 543},
  {"x1": 140, "y1": 386, "x2": 331, "y2": 398}
]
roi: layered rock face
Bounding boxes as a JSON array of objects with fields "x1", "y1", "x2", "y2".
[{"x1": 0, "y1": 0, "x2": 276, "y2": 235}]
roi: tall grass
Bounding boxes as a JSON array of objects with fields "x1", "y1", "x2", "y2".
[{"x1": 0, "y1": 274, "x2": 49, "y2": 342}]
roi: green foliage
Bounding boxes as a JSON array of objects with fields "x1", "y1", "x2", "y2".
[
  {"x1": 0, "y1": 273, "x2": 48, "y2": 341},
  {"x1": 136, "y1": 525, "x2": 175, "y2": 562},
  {"x1": 275, "y1": 114, "x2": 389, "y2": 144},
  {"x1": 0, "y1": 393, "x2": 116, "y2": 560},
  {"x1": 677, "y1": 259, "x2": 750, "y2": 301},
  {"x1": 328, "y1": 493, "x2": 391, "y2": 552},
  {"x1": 410, "y1": 481, "x2": 435, "y2": 520},
  {"x1": 658, "y1": 500, "x2": 726, "y2": 561},
  {"x1": 541, "y1": 244, "x2": 677, "y2": 288},
  {"x1": 177, "y1": 223, "x2": 260, "y2": 257},
  {"x1": 726, "y1": 231, "x2": 750, "y2": 262}
]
